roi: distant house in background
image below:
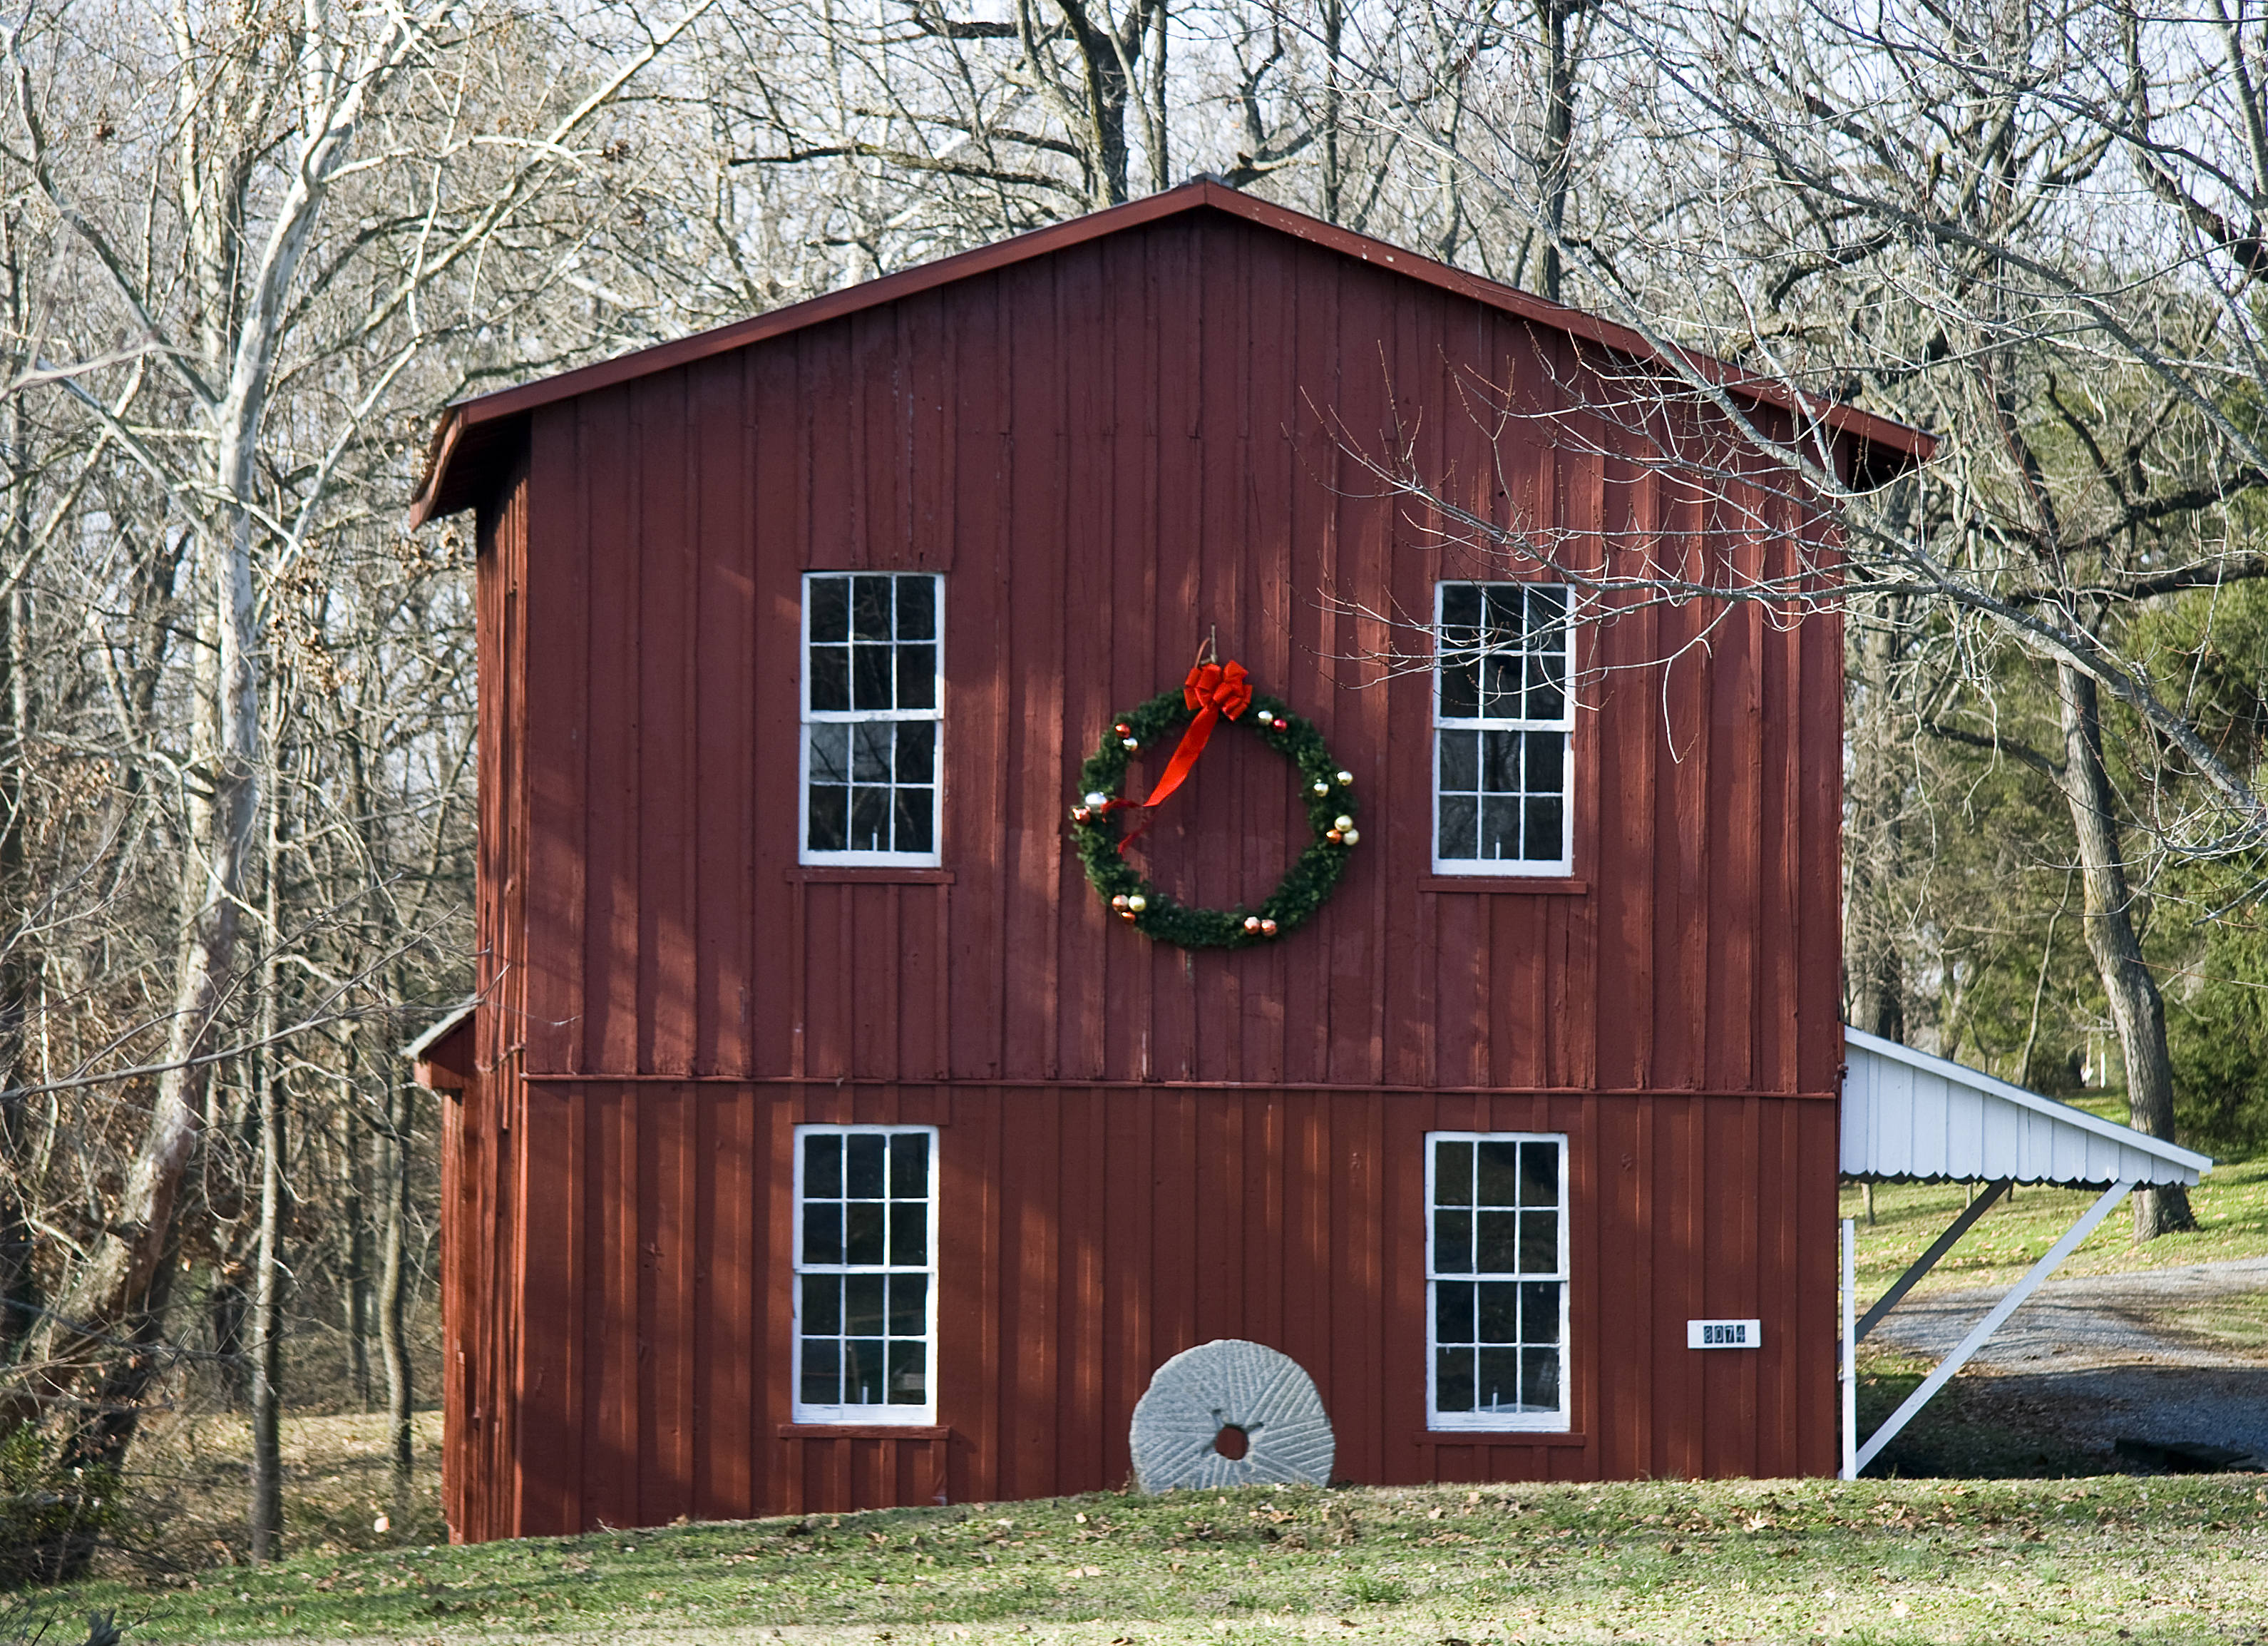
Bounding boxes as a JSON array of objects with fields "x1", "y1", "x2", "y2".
[{"x1": 407, "y1": 180, "x2": 1937, "y2": 1543}]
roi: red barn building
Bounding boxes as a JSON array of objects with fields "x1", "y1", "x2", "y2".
[{"x1": 409, "y1": 180, "x2": 1929, "y2": 1541}]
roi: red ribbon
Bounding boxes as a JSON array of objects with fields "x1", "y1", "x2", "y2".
[{"x1": 1104, "y1": 660, "x2": 1253, "y2": 852}]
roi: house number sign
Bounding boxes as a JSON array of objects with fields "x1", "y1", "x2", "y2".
[{"x1": 1687, "y1": 1319, "x2": 1763, "y2": 1349}]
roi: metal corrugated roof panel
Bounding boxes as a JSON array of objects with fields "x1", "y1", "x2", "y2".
[{"x1": 1841, "y1": 1025, "x2": 2210, "y2": 1186}]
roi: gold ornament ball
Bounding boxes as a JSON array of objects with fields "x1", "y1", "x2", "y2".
[
  {"x1": 1311, "y1": 780, "x2": 1329, "y2": 795},
  {"x1": 1335, "y1": 770, "x2": 1354, "y2": 786},
  {"x1": 1340, "y1": 827, "x2": 1361, "y2": 846},
  {"x1": 1333, "y1": 814, "x2": 1354, "y2": 832},
  {"x1": 1127, "y1": 894, "x2": 1148, "y2": 912},
  {"x1": 1122, "y1": 736, "x2": 1140, "y2": 750},
  {"x1": 1085, "y1": 791, "x2": 1109, "y2": 807}
]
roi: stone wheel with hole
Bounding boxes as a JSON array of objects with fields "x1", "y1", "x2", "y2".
[{"x1": 1128, "y1": 1339, "x2": 1335, "y2": 1492}]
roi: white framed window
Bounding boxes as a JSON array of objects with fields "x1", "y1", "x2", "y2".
[
  {"x1": 1425, "y1": 1132, "x2": 1569, "y2": 1431},
  {"x1": 792, "y1": 1125, "x2": 938, "y2": 1424},
  {"x1": 1431, "y1": 582, "x2": 1572, "y2": 875},
  {"x1": 801, "y1": 572, "x2": 943, "y2": 864}
]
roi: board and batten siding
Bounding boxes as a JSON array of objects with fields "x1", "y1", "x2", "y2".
[
  {"x1": 439, "y1": 202, "x2": 1862, "y2": 1539},
  {"x1": 442, "y1": 1080, "x2": 1838, "y2": 1539}
]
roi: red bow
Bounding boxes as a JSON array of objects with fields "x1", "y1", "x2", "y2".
[
  {"x1": 1102, "y1": 660, "x2": 1253, "y2": 854},
  {"x1": 1141, "y1": 660, "x2": 1252, "y2": 809}
]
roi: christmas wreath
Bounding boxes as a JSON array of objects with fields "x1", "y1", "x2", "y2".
[{"x1": 1068, "y1": 660, "x2": 1359, "y2": 949}]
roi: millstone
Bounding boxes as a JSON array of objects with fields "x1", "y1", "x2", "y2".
[{"x1": 1128, "y1": 1338, "x2": 1335, "y2": 1493}]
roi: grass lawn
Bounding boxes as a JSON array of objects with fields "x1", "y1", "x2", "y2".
[
  {"x1": 1838, "y1": 1153, "x2": 2268, "y2": 1302},
  {"x1": 23, "y1": 1476, "x2": 2268, "y2": 1645}
]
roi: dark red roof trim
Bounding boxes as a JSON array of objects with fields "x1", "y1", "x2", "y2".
[{"x1": 411, "y1": 180, "x2": 1933, "y2": 524}]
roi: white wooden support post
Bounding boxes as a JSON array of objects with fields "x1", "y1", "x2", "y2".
[
  {"x1": 1853, "y1": 1180, "x2": 2130, "y2": 1476},
  {"x1": 1840, "y1": 1216, "x2": 1857, "y2": 1481}
]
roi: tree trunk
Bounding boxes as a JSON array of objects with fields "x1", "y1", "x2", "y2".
[
  {"x1": 344, "y1": 1097, "x2": 371, "y2": 1410},
  {"x1": 247, "y1": 1045, "x2": 284, "y2": 1559},
  {"x1": 1537, "y1": 0, "x2": 1578, "y2": 305},
  {"x1": 377, "y1": 1059, "x2": 416, "y2": 1517},
  {"x1": 2056, "y1": 662, "x2": 2192, "y2": 1239},
  {"x1": 1844, "y1": 593, "x2": 1909, "y2": 1043}
]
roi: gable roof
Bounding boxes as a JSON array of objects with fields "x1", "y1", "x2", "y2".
[
  {"x1": 410, "y1": 179, "x2": 1934, "y2": 526},
  {"x1": 1842, "y1": 1025, "x2": 2211, "y2": 1187}
]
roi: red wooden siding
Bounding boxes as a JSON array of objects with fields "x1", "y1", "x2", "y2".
[
  {"x1": 437, "y1": 201, "x2": 1862, "y2": 1540},
  {"x1": 443, "y1": 1083, "x2": 1835, "y2": 1538}
]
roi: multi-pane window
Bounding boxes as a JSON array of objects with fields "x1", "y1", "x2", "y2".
[
  {"x1": 801, "y1": 573, "x2": 943, "y2": 864},
  {"x1": 1432, "y1": 583, "x2": 1572, "y2": 874},
  {"x1": 1426, "y1": 1133, "x2": 1569, "y2": 1429},
  {"x1": 793, "y1": 1126, "x2": 937, "y2": 1423}
]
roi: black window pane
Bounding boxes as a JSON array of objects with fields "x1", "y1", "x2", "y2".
[
  {"x1": 1522, "y1": 1282, "x2": 1561, "y2": 1346},
  {"x1": 805, "y1": 1133, "x2": 843, "y2": 1198},
  {"x1": 889, "y1": 1274, "x2": 928, "y2": 1336},
  {"x1": 1476, "y1": 1210, "x2": 1519, "y2": 1274},
  {"x1": 1519, "y1": 1210, "x2": 1557, "y2": 1275},
  {"x1": 1440, "y1": 730, "x2": 1477, "y2": 792},
  {"x1": 1481, "y1": 730, "x2": 1519, "y2": 793},
  {"x1": 1435, "y1": 1279, "x2": 1475, "y2": 1344},
  {"x1": 807, "y1": 787, "x2": 847, "y2": 853},
  {"x1": 1440, "y1": 658, "x2": 1479, "y2": 718},
  {"x1": 895, "y1": 720, "x2": 935, "y2": 783},
  {"x1": 801, "y1": 1201, "x2": 842, "y2": 1265},
  {"x1": 800, "y1": 1339, "x2": 841, "y2": 1406},
  {"x1": 1476, "y1": 1142, "x2": 1521, "y2": 1207},
  {"x1": 808, "y1": 722, "x2": 849, "y2": 784},
  {"x1": 1434, "y1": 1210, "x2": 1472, "y2": 1273},
  {"x1": 1435, "y1": 1141, "x2": 1474, "y2": 1205},
  {"x1": 809, "y1": 578, "x2": 849, "y2": 643},
  {"x1": 890, "y1": 1133, "x2": 930, "y2": 1197},
  {"x1": 1484, "y1": 585, "x2": 1526, "y2": 642},
  {"x1": 1479, "y1": 795, "x2": 1521, "y2": 859},
  {"x1": 843, "y1": 1339, "x2": 886, "y2": 1404},
  {"x1": 890, "y1": 1200, "x2": 928, "y2": 1266},
  {"x1": 1481, "y1": 654, "x2": 1520, "y2": 718},
  {"x1": 801, "y1": 1274, "x2": 841, "y2": 1335},
  {"x1": 845, "y1": 1202, "x2": 886, "y2": 1265},
  {"x1": 1526, "y1": 730, "x2": 1564, "y2": 792},
  {"x1": 846, "y1": 1135, "x2": 887, "y2": 1198},
  {"x1": 845, "y1": 1273, "x2": 886, "y2": 1335},
  {"x1": 1441, "y1": 583, "x2": 1482, "y2": 632},
  {"x1": 850, "y1": 787, "x2": 888, "y2": 852},
  {"x1": 852, "y1": 722, "x2": 892, "y2": 782},
  {"x1": 1476, "y1": 1281, "x2": 1517, "y2": 1344},
  {"x1": 893, "y1": 790, "x2": 933, "y2": 854},
  {"x1": 896, "y1": 576, "x2": 936, "y2": 639},
  {"x1": 1476, "y1": 1346, "x2": 1520, "y2": 1413},
  {"x1": 1524, "y1": 797, "x2": 1564, "y2": 861},
  {"x1": 897, "y1": 643, "x2": 937, "y2": 710},
  {"x1": 1520, "y1": 1143, "x2": 1558, "y2": 1207},
  {"x1": 1439, "y1": 794, "x2": 1477, "y2": 859},
  {"x1": 809, "y1": 645, "x2": 850, "y2": 711},
  {"x1": 888, "y1": 1339, "x2": 927, "y2": 1404},
  {"x1": 853, "y1": 644, "x2": 894, "y2": 710},
  {"x1": 1522, "y1": 1346, "x2": 1560, "y2": 1411},
  {"x1": 1526, "y1": 586, "x2": 1566, "y2": 635},
  {"x1": 1436, "y1": 1346, "x2": 1475, "y2": 1412},
  {"x1": 1526, "y1": 657, "x2": 1564, "y2": 721},
  {"x1": 852, "y1": 575, "x2": 893, "y2": 641}
]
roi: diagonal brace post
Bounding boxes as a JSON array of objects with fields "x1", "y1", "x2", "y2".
[
  {"x1": 1854, "y1": 1180, "x2": 2131, "y2": 1476},
  {"x1": 1856, "y1": 1178, "x2": 2011, "y2": 1341}
]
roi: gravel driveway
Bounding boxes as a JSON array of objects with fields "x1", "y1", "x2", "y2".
[{"x1": 1865, "y1": 1254, "x2": 2268, "y2": 1467}]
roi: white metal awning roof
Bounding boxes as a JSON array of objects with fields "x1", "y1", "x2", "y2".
[{"x1": 1842, "y1": 1025, "x2": 2211, "y2": 1187}]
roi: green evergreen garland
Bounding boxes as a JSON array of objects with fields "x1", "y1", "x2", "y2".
[{"x1": 1069, "y1": 684, "x2": 1359, "y2": 949}]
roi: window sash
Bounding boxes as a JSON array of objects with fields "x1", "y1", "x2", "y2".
[
  {"x1": 791, "y1": 1124, "x2": 940, "y2": 1425},
  {"x1": 1431, "y1": 581, "x2": 1572, "y2": 875},
  {"x1": 801, "y1": 573, "x2": 943, "y2": 865},
  {"x1": 1425, "y1": 1131, "x2": 1571, "y2": 1431}
]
